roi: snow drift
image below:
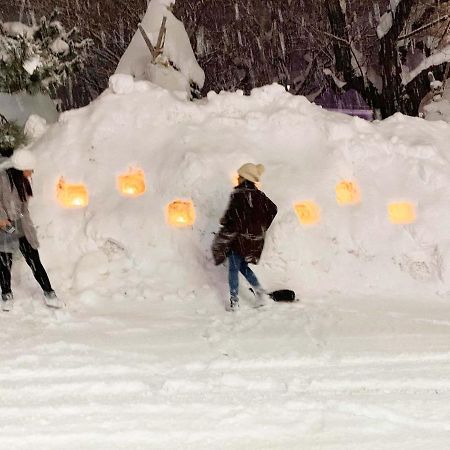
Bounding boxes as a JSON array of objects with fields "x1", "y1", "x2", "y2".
[{"x1": 28, "y1": 80, "x2": 450, "y2": 304}]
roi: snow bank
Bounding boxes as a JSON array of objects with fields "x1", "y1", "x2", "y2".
[{"x1": 29, "y1": 81, "x2": 450, "y2": 303}]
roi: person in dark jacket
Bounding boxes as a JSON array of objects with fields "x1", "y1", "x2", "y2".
[
  {"x1": 0, "y1": 148, "x2": 62, "y2": 312},
  {"x1": 213, "y1": 163, "x2": 277, "y2": 311}
]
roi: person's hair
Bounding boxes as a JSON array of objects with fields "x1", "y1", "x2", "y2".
[{"x1": 6, "y1": 168, "x2": 33, "y2": 202}]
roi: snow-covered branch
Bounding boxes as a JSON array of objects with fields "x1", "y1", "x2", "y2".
[
  {"x1": 403, "y1": 44, "x2": 450, "y2": 85},
  {"x1": 377, "y1": 0, "x2": 406, "y2": 39}
]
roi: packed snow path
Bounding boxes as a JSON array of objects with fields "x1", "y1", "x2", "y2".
[{"x1": 1, "y1": 292, "x2": 450, "y2": 449}]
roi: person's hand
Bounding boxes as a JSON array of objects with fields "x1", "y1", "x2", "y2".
[{"x1": 0, "y1": 219, "x2": 11, "y2": 228}]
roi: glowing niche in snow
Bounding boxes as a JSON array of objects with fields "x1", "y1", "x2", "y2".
[
  {"x1": 336, "y1": 181, "x2": 361, "y2": 205},
  {"x1": 388, "y1": 202, "x2": 416, "y2": 224},
  {"x1": 57, "y1": 178, "x2": 89, "y2": 208},
  {"x1": 294, "y1": 201, "x2": 321, "y2": 225},
  {"x1": 118, "y1": 169, "x2": 146, "y2": 197},
  {"x1": 167, "y1": 200, "x2": 196, "y2": 227}
]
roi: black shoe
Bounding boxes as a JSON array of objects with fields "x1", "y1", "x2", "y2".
[
  {"x1": 228, "y1": 296, "x2": 239, "y2": 311},
  {"x1": 2, "y1": 292, "x2": 13, "y2": 312}
]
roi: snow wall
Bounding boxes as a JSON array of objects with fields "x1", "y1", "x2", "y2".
[{"x1": 29, "y1": 81, "x2": 450, "y2": 303}]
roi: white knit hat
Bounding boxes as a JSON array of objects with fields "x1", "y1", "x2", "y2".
[
  {"x1": 237, "y1": 163, "x2": 265, "y2": 183},
  {"x1": 11, "y1": 149, "x2": 37, "y2": 170}
]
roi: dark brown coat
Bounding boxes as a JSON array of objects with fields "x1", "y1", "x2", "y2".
[{"x1": 212, "y1": 180, "x2": 277, "y2": 265}]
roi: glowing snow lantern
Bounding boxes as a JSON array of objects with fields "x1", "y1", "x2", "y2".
[
  {"x1": 336, "y1": 181, "x2": 361, "y2": 205},
  {"x1": 294, "y1": 201, "x2": 321, "y2": 225},
  {"x1": 167, "y1": 200, "x2": 196, "y2": 227},
  {"x1": 57, "y1": 178, "x2": 89, "y2": 208},
  {"x1": 118, "y1": 169, "x2": 146, "y2": 197},
  {"x1": 388, "y1": 202, "x2": 416, "y2": 224}
]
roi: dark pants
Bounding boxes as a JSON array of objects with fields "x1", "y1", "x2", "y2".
[
  {"x1": 0, "y1": 237, "x2": 53, "y2": 295},
  {"x1": 228, "y1": 250, "x2": 260, "y2": 298}
]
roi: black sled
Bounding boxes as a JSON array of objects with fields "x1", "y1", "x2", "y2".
[
  {"x1": 269, "y1": 289, "x2": 297, "y2": 302},
  {"x1": 250, "y1": 288, "x2": 297, "y2": 302}
]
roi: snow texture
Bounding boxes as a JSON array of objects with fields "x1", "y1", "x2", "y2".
[
  {"x1": 24, "y1": 114, "x2": 49, "y2": 140},
  {"x1": 108, "y1": 74, "x2": 135, "y2": 95},
  {"x1": 116, "y1": 0, "x2": 205, "y2": 93},
  {"x1": 23, "y1": 55, "x2": 42, "y2": 75},
  {"x1": 50, "y1": 38, "x2": 70, "y2": 55},
  {"x1": 1, "y1": 21, "x2": 35, "y2": 38},
  {"x1": 377, "y1": 11, "x2": 393, "y2": 39},
  {"x1": 376, "y1": 0, "x2": 402, "y2": 39}
]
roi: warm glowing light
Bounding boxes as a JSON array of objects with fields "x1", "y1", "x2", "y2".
[
  {"x1": 388, "y1": 202, "x2": 416, "y2": 224},
  {"x1": 57, "y1": 178, "x2": 89, "y2": 208},
  {"x1": 118, "y1": 169, "x2": 146, "y2": 197},
  {"x1": 294, "y1": 201, "x2": 321, "y2": 225},
  {"x1": 336, "y1": 181, "x2": 361, "y2": 205},
  {"x1": 167, "y1": 200, "x2": 196, "y2": 227}
]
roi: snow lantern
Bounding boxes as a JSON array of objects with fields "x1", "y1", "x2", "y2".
[
  {"x1": 167, "y1": 200, "x2": 196, "y2": 227},
  {"x1": 57, "y1": 178, "x2": 89, "y2": 208},
  {"x1": 294, "y1": 201, "x2": 321, "y2": 225},
  {"x1": 118, "y1": 169, "x2": 146, "y2": 197},
  {"x1": 388, "y1": 202, "x2": 416, "y2": 224},
  {"x1": 336, "y1": 181, "x2": 361, "y2": 205}
]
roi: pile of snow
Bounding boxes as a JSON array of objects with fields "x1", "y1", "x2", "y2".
[
  {"x1": 27, "y1": 80, "x2": 450, "y2": 304},
  {"x1": 116, "y1": 0, "x2": 205, "y2": 95}
]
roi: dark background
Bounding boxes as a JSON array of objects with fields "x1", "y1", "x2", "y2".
[{"x1": 1, "y1": 1, "x2": 448, "y2": 117}]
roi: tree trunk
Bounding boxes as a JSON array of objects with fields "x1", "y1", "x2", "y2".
[
  {"x1": 325, "y1": 0, "x2": 353, "y2": 82},
  {"x1": 378, "y1": 0, "x2": 415, "y2": 117}
]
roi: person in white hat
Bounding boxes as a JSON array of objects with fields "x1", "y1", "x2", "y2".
[
  {"x1": 0, "y1": 147, "x2": 62, "y2": 311},
  {"x1": 213, "y1": 163, "x2": 277, "y2": 311}
]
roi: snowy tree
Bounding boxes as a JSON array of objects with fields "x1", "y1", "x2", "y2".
[
  {"x1": 116, "y1": 0, "x2": 205, "y2": 98},
  {"x1": 0, "y1": 9, "x2": 91, "y2": 97},
  {"x1": 175, "y1": 0, "x2": 450, "y2": 118},
  {"x1": 321, "y1": 0, "x2": 450, "y2": 117}
]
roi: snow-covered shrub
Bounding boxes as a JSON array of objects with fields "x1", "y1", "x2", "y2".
[
  {"x1": 116, "y1": 0, "x2": 204, "y2": 98},
  {"x1": 0, "y1": 9, "x2": 91, "y2": 96},
  {"x1": 0, "y1": 114, "x2": 27, "y2": 152}
]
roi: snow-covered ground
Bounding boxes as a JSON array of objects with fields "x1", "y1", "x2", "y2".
[
  {"x1": 2, "y1": 291, "x2": 450, "y2": 449},
  {"x1": 1, "y1": 79, "x2": 450, "y2": 448}
]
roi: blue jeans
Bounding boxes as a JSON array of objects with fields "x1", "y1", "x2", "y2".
[{"x1": 228, "y1": 251, "x2": 260, "y2": 298}]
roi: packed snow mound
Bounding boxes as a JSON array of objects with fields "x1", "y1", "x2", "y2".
[
  {"x1": 29, "y1": 81, "x2": 450, "y2": 302},
  {"x1": 116, "y1": 0, "x2": 204, "y2": 93}
]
